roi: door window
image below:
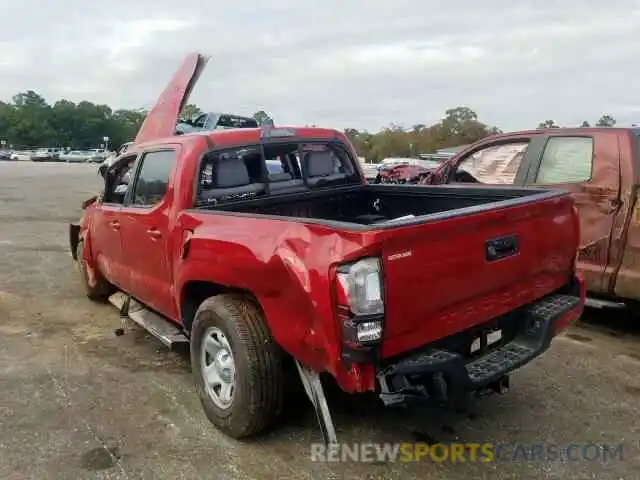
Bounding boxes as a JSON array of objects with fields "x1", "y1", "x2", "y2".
[
  {"x1": 103, "y1": 155, "x2": 137, "y2": 204},
  {"x1": 130, "y1": 150, "x2": 176, "y2": 206},
  {"x1": 534, "y1": 136, "x2": 593, "y2": 184},
  {"x1": 455, "y1": 142, "x2": 529, "y2": 184}
]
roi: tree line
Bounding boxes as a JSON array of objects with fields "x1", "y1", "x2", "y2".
[{"x1": 0, "y1": 90, "x2": 619, "y2": 162}]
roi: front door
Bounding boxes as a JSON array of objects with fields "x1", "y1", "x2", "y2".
[
  {"x1": 447, "y1": 137, "x2": 544, "y2": 186},
  {"x1": 524, "y1": 133, "x2": 621, "y2": 292},
  {"x1": 119, "y1": 148, "x2": 179, "y2": 319},
  {"x1": 90, "y1": 205, "x2": 123, "y2": 288},
  {"x1": 90, "y1": 154, "x2": 138, "y2": 289}
]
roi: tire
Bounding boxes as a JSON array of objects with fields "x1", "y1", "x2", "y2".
[
  {"x1": 76, "y1": 240, "x2": 113, "y2": 301},
  {"x1": 190, "y1": 294, "x2": 283, "y2": 439}
]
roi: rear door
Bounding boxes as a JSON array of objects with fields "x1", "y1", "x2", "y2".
[
  {"x1": 447, "y1": 136, "x2": 547, "y2": 186},
  {"x1": 523, "y1": 132, "x2": 621, "y2": 292},
  {"x1": 119, "y1": 147, "x2": 179, "y2": 319}
]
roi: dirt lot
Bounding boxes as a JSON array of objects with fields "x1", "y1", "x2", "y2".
[{"x1": 0, "y1": 161, "x2": 639, "y2": 480}]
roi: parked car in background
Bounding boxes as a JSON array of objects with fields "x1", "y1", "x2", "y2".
[
  {"x1": 10, "y1": 151, "x2": 33, "y2": 161},
  {"x1": 31, "y1": 148, "x2": 63, "y2": 161},
  {"x1": 59, "y1": 151, "x2": 77, "y2": 162},
  {"x1": 0, "y1": 150, "x2": 11, "y2": 160},
  {"x1": 175, "y1": 112, "x2": 259, "y2": 134},
  {"x1": 86, "y1": 150, "x2": 110, "y2": 163},
  {"x1": 64, "y1": 151, "x2": 86, "y2": 162},
  {"x1": 412, "y1": 127, "x2": 640, "y2": 312},
  {"x1": 375, "y1": 158, "x2": 442, "y2": 184},
  {"x1": 359, "y1": 161, "x2": 379, "y2": 181}
]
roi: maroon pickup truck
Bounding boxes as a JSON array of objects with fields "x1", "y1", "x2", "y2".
[
  {"x1": 410, "y1": 128, "x2": 640, "y2": 311},
  {"x1": 69, "y1": 54, "x2": 585, "y2": 445}
]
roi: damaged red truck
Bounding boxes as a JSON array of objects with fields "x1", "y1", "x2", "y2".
[{"x1": 69, "y1": 53, "x2": 585, "y2": 445}]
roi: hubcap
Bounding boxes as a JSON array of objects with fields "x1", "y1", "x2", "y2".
[{"x1": 200, "y1": 327, "x2": 236, "y2": 409}]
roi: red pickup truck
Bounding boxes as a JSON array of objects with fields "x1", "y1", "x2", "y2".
[
  {"x1": 409, "y1": 128, "x2": 640, "y2": 311},
  {"x1": 69, "y1": 54, "x2": 585, "y2": 445}
]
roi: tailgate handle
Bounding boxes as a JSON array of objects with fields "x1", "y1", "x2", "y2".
[{"x1": 486, "y1": 235, "x2": 519, "y2": 262}]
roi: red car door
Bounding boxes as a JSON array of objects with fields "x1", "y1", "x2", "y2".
[
  {"x1": 119, "y1": 147, "x2": 179, "y2": 319},
  {"x1": 90, "y1": 154, "x2": 138, "y2": 289},
  {"x1": 525, "y1": 132, "x2": 621, "y2": 293}
]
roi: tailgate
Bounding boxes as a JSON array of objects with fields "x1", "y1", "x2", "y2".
[{"x1": 376, "y1": 192, "x2": 578, "y2": 357}]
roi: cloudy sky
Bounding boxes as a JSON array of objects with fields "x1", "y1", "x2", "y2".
[{"x1": 1, "y1": 0, "x2": 639, "y2": 132}]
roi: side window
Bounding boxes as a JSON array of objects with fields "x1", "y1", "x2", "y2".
[
  {"x1": 456, "y1": 142, "x2": 529, "y2": 184},
  {"x1": 103, "y1": 155, "x2": 137, "y2": 204},
  {"x1": 130, "y1": 150, "x2": 176, "y2": 206},
  {"x1": 534, "y1": 137, "x2": 593, "y2": 184}
]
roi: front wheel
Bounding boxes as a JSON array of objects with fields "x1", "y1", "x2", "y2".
[
  {"x1": 190, "y1": 294, "x2": 283, "y2": 439},
  {"x1": 76, "y1": 241, "x2": 113, "y2": 301}
]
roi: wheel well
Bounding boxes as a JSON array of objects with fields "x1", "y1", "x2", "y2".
[{"x1": 180, "y1": 281, "x2": 260, "y2": 333}]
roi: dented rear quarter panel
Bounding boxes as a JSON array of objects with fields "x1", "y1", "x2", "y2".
[{"x1": 174, "y1": 211, "x2": 380, "y2": 377}]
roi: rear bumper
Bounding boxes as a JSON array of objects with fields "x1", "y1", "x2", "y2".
[{"x1": 376, "y1": 277, "x2": 584, "y2": 406}]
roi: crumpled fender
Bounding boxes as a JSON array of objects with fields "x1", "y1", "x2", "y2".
[{"x1": 174, "y1": 220, "x2": 373, "y2": 375}]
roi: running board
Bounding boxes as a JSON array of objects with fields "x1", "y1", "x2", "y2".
[
  {"x1": 108, "y1": 291, "x2": 189, "y2": 350},
  {"x1": 584, "y1": 297, "x2": 625, "y2": 310}
]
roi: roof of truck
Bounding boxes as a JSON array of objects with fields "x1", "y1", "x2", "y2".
[
  {"x1": 499, "y1": 126, "x2": 640, "y2": 137},
  {"x1": 134, "y1": 126, "x2": 345, "y2": 150}
]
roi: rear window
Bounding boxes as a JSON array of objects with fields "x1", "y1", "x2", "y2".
[{"x1": 196, "y1": 141, "x2": 357, "y2": 206}]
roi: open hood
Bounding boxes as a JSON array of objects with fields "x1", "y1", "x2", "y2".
[{"x1": 134, "y1": 52, "x2": 210, "y2": 144}]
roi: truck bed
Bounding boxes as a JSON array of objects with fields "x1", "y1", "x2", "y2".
[
  {"x1": 191, "y1": 182, "x2": 578, "y2": 359},
  {"x1": 205, "y1": 183, "x2": 567, "y2": 229}
]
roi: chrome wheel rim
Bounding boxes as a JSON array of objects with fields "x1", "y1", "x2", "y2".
[{"x1": 200, "y1": 327, "x2": 236, "y2": 409}]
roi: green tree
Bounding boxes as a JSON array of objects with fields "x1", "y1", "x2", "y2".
[
  {"x1": 580, "y1": 120, "x2": 590, "y2": 127},
  {"x1": 180, "y1": 103, "x2": 202, "y2": 120},
  {"x1": 252, "y1": 110, "x2": 274, "y2": 126},
  {"x1": 0, "y1": 90, "x2": 149, "y2": 150},
  {"x1": 537, "y1": 120, "x2": 560, "y2": 129},
  {"x1": 595, "y1": 114, "x2": 616, "y2": 127},
  {"x1": 341, "y1": 106, "x2": 500, "y2": 162}
]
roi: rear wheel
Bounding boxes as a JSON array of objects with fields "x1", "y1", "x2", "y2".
[
  {"x1": 190, "y1": 294, "x2": 283, "y2": 438},
  {"x1": 76, "y1": 241, "x2": 113, "y2": 301}
]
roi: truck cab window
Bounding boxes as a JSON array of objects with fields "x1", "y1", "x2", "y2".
[
  {"x1": 455, "y1": 142, "x2": 528, "y2": 184},
  {"x1": 534, "y1": 137, "x2": 593, "y2": 184},
  {"x1": 131, "y1": 150, "x2": 176, "y2": 206},
  {"x1": 264, "y1": 143, "x2": 302, "y2": 178},
  {"x1": 103, "y1": 156, "x2": 137, "y2": 204}
]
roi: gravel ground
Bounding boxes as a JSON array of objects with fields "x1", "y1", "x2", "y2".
[{"x1": 0, "y1": 160, "x2": 639, "y2": 480}]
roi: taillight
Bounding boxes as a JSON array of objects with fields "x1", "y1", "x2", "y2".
[{"x1": 334, "y1": 257, "x2": 384, "y2": 348}]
